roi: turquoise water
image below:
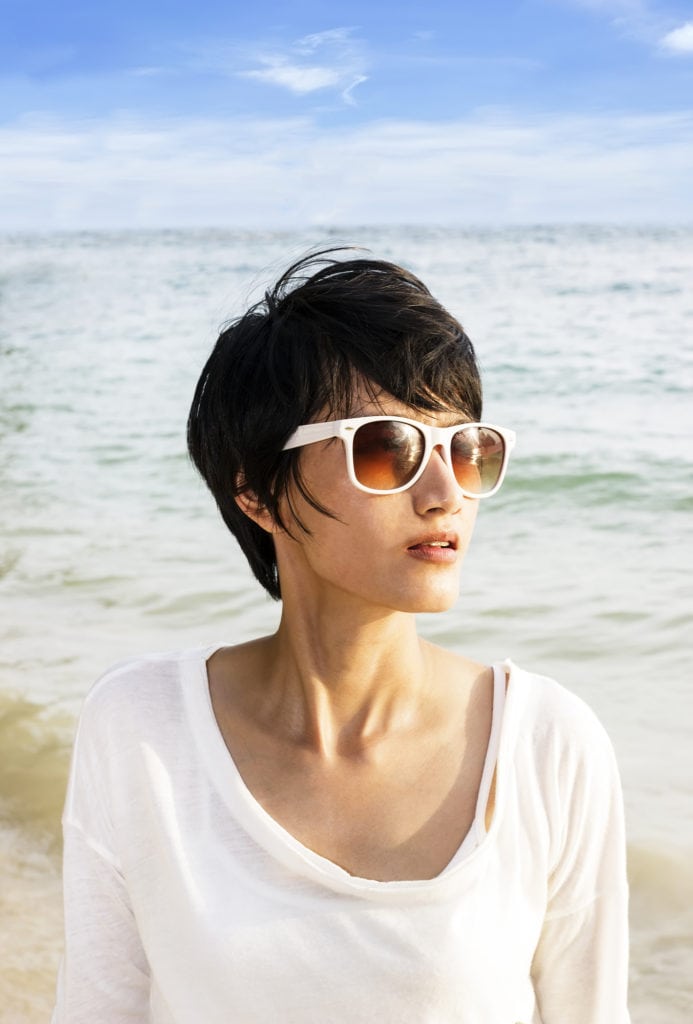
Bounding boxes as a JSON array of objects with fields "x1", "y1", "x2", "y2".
[{"x1": 1, "y1": 226, "x2": 692, "y2": 1021}]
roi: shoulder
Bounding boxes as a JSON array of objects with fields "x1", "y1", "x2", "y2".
[
  {"x1": 64, "y1": 647, "x2": 218, "y2": 853},
  {"x1": 506, "y1": 659, "x2": 611, "y2": 737},
  {"x1": 77, "y1": 645, "x2": 216, "y2": 745},
  {"x1": 67, "y1": 646, "x2": 219, "y2": 811},
  {"x1": 499, "y1": 663, "x2": 626, "y2": 877},
  {"x1": 503, "y1": 660, "x2": 620, "y2": 781}
]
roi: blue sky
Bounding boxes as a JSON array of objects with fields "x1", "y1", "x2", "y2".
[{"x1": 2, "y1": 0, "x2": 693, "y2": 228}]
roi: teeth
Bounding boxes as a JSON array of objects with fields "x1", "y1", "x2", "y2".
[{"x1": 428, "y1": 541, "x2": 450, "y2": 547}]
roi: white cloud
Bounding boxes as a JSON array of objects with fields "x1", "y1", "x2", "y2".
[
  {"x1": 574, "y1": 0, "x2": 693, "y2": 56},
  {"x1": 129, "y1": 66, "x2": 170, "y2": 78},
  {"x1": 553, "y1": 0, "x2": 649, "y2": 22},
  {"x1": 560, "y1": 0, "x2": 642, "y2": 11},
  {"x1": 341, "y1": 75, "x2": 368, "y2": 107},
  {"x1": 556, "y1": 0, "x2": 650, "y2": 18},
  {"x1": 295, "y1": 28, "x2": 357, "y2": 53},
  {"x1": 554, "y1": 0, "x2": 670, "y2": 46},
  {"x1": 1, "y1": 109, "x2": 691, "y2": 230},
  {"x1": 237, "y1": 27, "x2": 367, "y2": 103},
  {"x1": 660, "y1": 21, "x2": 693, "y2": 52},
  {"x1": 241, "y1": 60, "x2": 343, "y2": 95}
]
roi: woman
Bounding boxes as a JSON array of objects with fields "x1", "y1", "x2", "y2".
[{"x1": 53, "y1": 251, "x2": 630, "y2": 1022}]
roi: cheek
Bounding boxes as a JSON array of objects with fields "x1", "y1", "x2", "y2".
[
  {"x1": 273, "y1": 475, "x2": 363, "y2": 572},
  {"x1": 284, "y1": 447, "x2": 351, "y2": 519},
  {"x1": 464, "y1": 500, "x2": 480, "y2": 542}
]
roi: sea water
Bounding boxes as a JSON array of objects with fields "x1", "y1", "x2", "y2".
[{"x1": 1, "y1": 226, "x2": 692, "y2": 1021}]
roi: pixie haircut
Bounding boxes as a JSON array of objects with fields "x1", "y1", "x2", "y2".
[{"x1": 187, "y1": 249, "x2": 483, "y2": 599}]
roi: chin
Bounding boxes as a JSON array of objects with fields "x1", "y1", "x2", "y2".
[
  {"x1": 393, "y1": 585, "x2": 461, "y2": 615},
  {"x1": 416, "y1": 595, "x2": 460, "y2": 614}
]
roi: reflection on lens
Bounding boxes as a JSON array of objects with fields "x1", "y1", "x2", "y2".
[
  {"x1": 451, "y1": 427, "x2": 504, "y2": 494},
  {"x1": 353, "y1": 421, "x2": 424, "y2": 490}
]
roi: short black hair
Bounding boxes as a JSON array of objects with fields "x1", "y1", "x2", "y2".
[{"x1": 187, "y1": 248, "x2": 483, "y2": 599}]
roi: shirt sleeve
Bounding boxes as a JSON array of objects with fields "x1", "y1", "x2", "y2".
[
  {"x1": 52, "y1": 682, "x2": 151, "y2": 1023},
  {"x1": 530, "y1": 704, "x2": 630, "y2": 1023},
  {"x1": 52, "y1": 822, "x2": 151, "y2": 1022}
]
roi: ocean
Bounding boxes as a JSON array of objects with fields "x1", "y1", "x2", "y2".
[{"x1": 1, "y1": 225, "x2": 691, "y2": 1021}]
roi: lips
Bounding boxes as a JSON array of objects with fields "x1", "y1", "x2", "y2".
[{"x1": 406, "y1": 534, "x2": 458, "y2": 552}]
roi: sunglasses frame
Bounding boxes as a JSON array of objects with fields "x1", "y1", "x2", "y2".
[{"x1": 283, "y1": 415, "x2": 516, "y2": 497}]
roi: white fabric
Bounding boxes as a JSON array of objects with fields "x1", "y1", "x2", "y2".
[{"x1": 53, "y1": 646, "x2": 630, "y2": 1023}]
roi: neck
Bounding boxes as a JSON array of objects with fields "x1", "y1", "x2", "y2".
[{"x1": 258, "y1": 595, "x2": 431, "y2": 759}]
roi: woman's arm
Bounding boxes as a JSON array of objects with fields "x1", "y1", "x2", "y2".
[
  {"x1": 531, "y1": 884, "x2": 629, "y2": 1023},
  {"x1": 52, "y1": 678, "x2": 151, "y2": 1022},
  {"x1": 531, "y1": 710, "x2": 630, "y2": 1023},
  {"x1": 53, "y1": 821, "x2": 151, "y2": 1022}
]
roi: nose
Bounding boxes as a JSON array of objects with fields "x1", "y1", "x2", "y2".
[{"x1": 411, "y1": 444, "x2": 464, "y2": 515}]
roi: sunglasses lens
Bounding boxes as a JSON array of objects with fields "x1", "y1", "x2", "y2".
[
  {"x1": 352, "y1": 421, "x2": 425, "y2": 491},
  {"x1": 451, "y1": 426, "x2": 505, "y2": 494}
]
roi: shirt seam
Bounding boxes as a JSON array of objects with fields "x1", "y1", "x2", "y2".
[
  {"x1": 544, "y1": 882, "x2": 629, "y2": 921},
  {"x1": 63, "y1": 815, "x2": 123, "y2": 871}
]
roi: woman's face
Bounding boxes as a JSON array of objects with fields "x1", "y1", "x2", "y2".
[{"x1": 272, "y1": 391, "x2": 480, "y2": 616}]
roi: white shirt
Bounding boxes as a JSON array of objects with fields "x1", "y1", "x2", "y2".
[{"x1": 53, "y1": 646, "x2": 630, "y2": 1023}]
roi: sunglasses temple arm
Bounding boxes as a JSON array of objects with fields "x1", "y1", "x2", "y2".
[{"x1": 283, "y1": 421, "x2": 343, "y2": 451}]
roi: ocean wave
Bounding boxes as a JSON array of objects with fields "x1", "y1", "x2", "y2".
[
  {"x1": 0, "y1": 692, "x2": 72, "y2": 841},
  {"x1": 628, "y1": 841, "x2": 693, "y2": 911},
  {"x1": 628, "y1": 843, "x2": 693, "y2": 1022}
]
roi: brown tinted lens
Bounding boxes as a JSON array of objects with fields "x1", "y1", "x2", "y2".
[
  {"x1": 352, "y1": 421, "x2": 425, "y2": 490},
  {"x1": 451, "y1": 427, "x2": 504, "y2": 494}
]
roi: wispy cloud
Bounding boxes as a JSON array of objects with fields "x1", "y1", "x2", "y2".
[
  {"x1": 128, "y1": 66, "x2": 171, "y2": 78},
  {"x1": 556, "y1": 0, "x2": 677, "y2": 47},
  {"x1": 1, "y1": 108, "x2": 691, "y2": 230},
  {"x1": 660, "y1": 21, "x2": 693, "y2": 53},
  {"x1": 559, "y1": 0, "x2": 645, "y2": 12},
  {"x1": 237, "y1": 27, "x2": 368, "y2": 105},
  {"x1": 555, "y1": 0, "x2": 651, "y2": 24},
  {"x1": 241, "y1": 62, "x2": 344, "y2": 94}
]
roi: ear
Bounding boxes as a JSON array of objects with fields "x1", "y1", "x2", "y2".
[{"x1": 234, "y1": 488, "x2": 279, "y2": 534}]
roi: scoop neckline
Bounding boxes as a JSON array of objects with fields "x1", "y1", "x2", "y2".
[{"x1": 182, "y1": 645, "x2": 515, "y2": 903}]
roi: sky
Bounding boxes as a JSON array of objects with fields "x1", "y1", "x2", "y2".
[{"x1": 2, "y1": 0, "x2": 693, "y2": 229}]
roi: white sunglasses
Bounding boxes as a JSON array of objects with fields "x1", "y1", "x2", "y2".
[{"x1": 283, "y1": 416, "x2": 516, "y2": 497}]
